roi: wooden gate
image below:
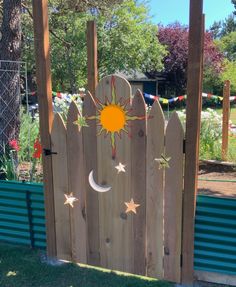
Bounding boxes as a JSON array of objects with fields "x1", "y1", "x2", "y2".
[{"x1": 50, "y1": 75, "x2": 184, "y2": 283}]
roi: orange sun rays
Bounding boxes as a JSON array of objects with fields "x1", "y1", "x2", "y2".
[{"x1": 86, "y1": 76, "x2": 146, "y2": 158}]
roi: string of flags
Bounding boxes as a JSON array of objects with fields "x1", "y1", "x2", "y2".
[
  {"x1": 22, "y1": 90, "x2": 86, "y2": 99},
  {"x1": 144, "y1": 92, "x2": 236, "y2": 104},
  {"x1": 24, "y1": 90, "x2": 236, "y2": 104}
]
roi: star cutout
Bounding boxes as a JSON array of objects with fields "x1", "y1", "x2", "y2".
[
  {"x1": 64, "y1": 193, "x2": 79, "y2": 208},
  {"x1": 115, "y1": 162, "x2": 126, "y2": 174},
  {"x1": 155, "y1": 153, "x2": 171, "y2": 169},
  {"x1": 125, "y1": 198, "x2": 140, "y2": 214},
  {"x1": 73, "y1": 115, "x2": 89, "y2": 132}
]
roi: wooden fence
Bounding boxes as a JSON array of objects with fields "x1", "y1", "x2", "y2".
[{"x1": 50, "y1": 75, "x2": 184, "y2": 283}]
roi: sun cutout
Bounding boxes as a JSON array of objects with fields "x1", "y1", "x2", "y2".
[{"x1": 86, "y1": 76, "x2": 146, "y2": 158}]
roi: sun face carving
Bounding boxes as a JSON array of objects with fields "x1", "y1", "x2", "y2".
[{"x1": 86, "y1": 76, "x2": 146, "y2": 158}]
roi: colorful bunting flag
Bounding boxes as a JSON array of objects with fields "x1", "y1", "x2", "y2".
[{"x1": 143, "y1": 92, "x2": 236, "y2": 104}]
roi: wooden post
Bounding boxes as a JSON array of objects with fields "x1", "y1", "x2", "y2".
[
  {"x1": 222, "y1": 80, "x2": 230, "y2": 161},
  {"x1": 84, "y1": 20, "x2": 100, "y2": 265},
  {"x1": 87, "y1": 20, "x2": 98, "y2": 96},
  {"x1": 32, "y1": 0, "x2": 56, "y2": 257},
  {"x1": 182, "y1": 0, "x2": 204, "y2": 285}
]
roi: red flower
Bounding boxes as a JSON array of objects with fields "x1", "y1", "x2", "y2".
[
  {"x1": 9, "y1": 139, "x2": 20, "y2": 151},
  {"x1": 33, "y1": 138, "x2": 42, "y2": 159}
]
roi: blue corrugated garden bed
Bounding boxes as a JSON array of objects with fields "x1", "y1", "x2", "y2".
[
  {"x1": 0, "y1": 180, "x2": 46, "y2": 249},
  {"x1": 194, "y1": 195, "x2": 236, "y2": 275},
  {"x1": 0, "y1": 181, "x2": 236, "y2": 276}
]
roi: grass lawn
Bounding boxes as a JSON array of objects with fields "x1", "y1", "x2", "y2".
[
  {"x1": 215, "y1": 105, "x2": 236, "y2": 124},
  {"x1": 0, "y1": 243, "x2": 172, "y2": 287}
]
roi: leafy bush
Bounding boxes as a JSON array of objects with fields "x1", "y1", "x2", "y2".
[
  {"x1": 53, "y1": 93, "x2": 83, "y2": 121},
  {"x1": 177, "y1": 108, "x2": 224, "y2": 160},
  {"x1": 0, "y1": 109, "x2": 42, "y2": 182},
  {"x1": 18, "y1": 109, "x2": 40, "y2": 162}
]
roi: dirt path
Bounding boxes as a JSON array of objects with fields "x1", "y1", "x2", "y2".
[{"x1": 198, "y1": 162, "x2": 236, "y2": 198}]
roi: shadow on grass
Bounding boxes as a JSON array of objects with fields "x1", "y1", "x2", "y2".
[{"x1": 0, "y1": 243, "x2": 172, "y2": 287}]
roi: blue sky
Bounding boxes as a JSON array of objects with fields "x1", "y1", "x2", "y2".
[{"x1": 148, "y1": 0, "x2": 234, "y2": 28}]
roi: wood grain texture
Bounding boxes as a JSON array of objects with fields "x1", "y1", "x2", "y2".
[
  {"x1": 182, "y1": 0, "x2": 204, "y2": 284},
  {"x1": 96, "y1": 75, "x2": 133, "y2": 272},
  {"x1": 32, "y1": 0, "x2": 56, "y2": 257},
  {"x1": 164, "y1": 112, "x2": 184, "y2": 283},
  {"x1": 67, "y1": 101, "x2": 87, "y2": 263},
  {"x1": 222, "y1": 80, "x2": 230, "y2": 161},
  {"x1": 51, "y1": 114, "x2": 71, "y2": 260},
  {"x1": 130, "y1": 91, "x2": 147, "y2": 275},
  {"x1": 146, "y1": 101, "x2": 165, "y2": 278},
  {"x1": 83, "y1": 92, "x2": 100, "y2": 266}
]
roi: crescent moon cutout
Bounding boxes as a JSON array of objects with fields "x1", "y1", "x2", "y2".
[{"x1": 88, "y1": 170, "x2": 111, "y2": 193}]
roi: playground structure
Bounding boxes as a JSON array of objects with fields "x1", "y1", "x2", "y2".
[{"x1": 31, "y1": 0, "x2": 210, "y2": 286}]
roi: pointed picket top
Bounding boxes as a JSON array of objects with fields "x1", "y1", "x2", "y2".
[
  {"x1": 148, "y1": 100, "x2": 165, "y2": 125},
  {"x1": 83, "y1": 91, "x2": 98, "y2": 114},
  {"x1": 164, "y1": 110, "x2": 184, "y2": 283},
  {"x1": 146, "y1": 98, "x2": 165, "y2": 278},
  {"x1": 132, "y1": 89, "x2": 146, "y2": 109},
  {"x1": 130, "y1": 89, "x2": 147, "y2": 275},
  {"x1": 166, "y1": 111, "x2": 184, "y2": 135},
  {"x1": 51, "y1": 113, "x2": 66, "y2": 135},
  {"x1": 82, "y1": 90, "x2": 100, "y2": 266},
  {"x1": 67, "y1": 100, "x2": 81, "y2": 126}
]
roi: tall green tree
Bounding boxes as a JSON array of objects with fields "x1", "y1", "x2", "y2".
[
  {"x1": 0, "y1": 0, "x2": 22, "y2": 151},
  {"x1": 0, "y1": 0, "x2": 124, "y2": 151},
  {"x1": 217, "y1": 31, "x2": 236, "y2": 61},
  {"x1": 22, "y1": 0, "x2": 166, "y2": 92}
]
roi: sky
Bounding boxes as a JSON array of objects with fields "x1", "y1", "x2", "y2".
[{"x1": 148, "y1": 0, "x2": 234, "y2": 29}]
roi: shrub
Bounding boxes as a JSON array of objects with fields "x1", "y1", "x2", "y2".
[{"x1": 177, "y1": 108, "x2": 224, "y2": 160}]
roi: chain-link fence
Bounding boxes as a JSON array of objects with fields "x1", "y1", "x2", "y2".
[{"x1": 0, "y1": 60, "x2": 28, "y2": 152}]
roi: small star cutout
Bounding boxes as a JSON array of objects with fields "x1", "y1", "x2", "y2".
[
  {"x1": 115, "y1": 162, "x2": 126, "y2": 174},
  {"x1": 73, "y1": 115, "x2": 89, "y2": 132},
  {"x1": 64, "y1": 193, "x2": 79, "y2": 208},
  {"x1": 125, "y1": 198, "x2": 140, "y2": 214},
  {"x1": 155, "y1": 154, "x2": 171, "y2": 169}
]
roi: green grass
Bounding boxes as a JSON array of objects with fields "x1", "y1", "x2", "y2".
[
  {"x1": 215, "y1": 106, "x2": 236, "y2": 125},
  {"x1": 0, "y1": 243, "x2": 172, "y2": 287}
]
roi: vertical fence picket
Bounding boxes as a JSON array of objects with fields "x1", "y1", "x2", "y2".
[
  {"x1": 48, "y1": 74, "x2": 187, "y2": 281},
  {"x1": 146, "y1": 101, "x2": 165, "y2": 278},
  {"x1": 67, "y1": 101, "x2": 87, "y2": 263},
  {"x1": 83, "y1": 92, "x2": 100, "y2": 266},
  {"x1": 51, "y1": 113, "x2": 71, "y2": 260},
  {"x1": 130, "y1": 91, "x2": 147, "y2": 275},
  {"x1": 164, "y1": 112, "x2": 184, "y2": 283},
  {"x1": 96, "y1": 75, "x2": 133, "y2": 272}
]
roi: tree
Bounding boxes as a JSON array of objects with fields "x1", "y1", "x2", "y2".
[
  {"x1": 0, "y1": 0, "x2": 22, "y2": 152},
  {"x1": 0, "y1": 0, "x2": 124, "y2": 151},
  {"x1": 232, "y1": 0, "x2": 236, "y2": 15},
  {"x1": 209, "y1": 14, "x2": 236, "y2": 39},
  {"x1": 156, "y1": 23, "x2": 224, "y2": 96},
  {"x1": 216, "y1": 31, "x2": 236, "y2": 61},
  {"x1": 221, "y1": 60, "x2": 236, "y2": 94},
  {"x1": 22, "y1": 0, "x2": 166, "y2": 92}
]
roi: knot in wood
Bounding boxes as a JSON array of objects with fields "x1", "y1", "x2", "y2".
[
  {"x1": 82, "y1": 206, "x2": 86, "y2": 220},
  {"x1": 120, "y1": 212, "x2": 127, "y2": 220},
  {"x1": 164, "y1": 246, "x2": 170, "y2": 255},
  {"x1": 138, "y1": 129, "x2": 144, "y2": 137}
]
